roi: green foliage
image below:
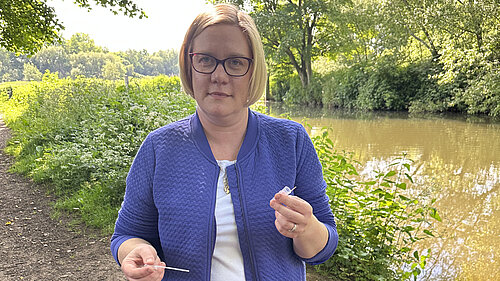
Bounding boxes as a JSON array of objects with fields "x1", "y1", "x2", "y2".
[
  {"x1": 271, "y1": 72, "x2": 323, "y2": 105},
  {"x1": 0, "y1": 75, "x2": 195, "y2": 232},
  {"x1": 461, "y1": 65, "x2": 500, "y2": 117},
  {"x1": 0, "y1": 48, "x2": 26, "y2": 82},
  {"x1": 436, "y1": 46, "x2": 500, "y2": 116},
  {"x1": 69, "y1": 52, "x2": 121, "y2": 78},
  {"x1": 319, "y1": 58, "x2": 463, "y2": 113},
  {"x1": 326, "y1": 0, "x2": 386, "y2": 63},
  {"x1": 322, "y1": 65, "x2": 362, "y2": 109},
  {"x1": 23, "y1": 63, "x2": 42, "y2": 81},
  {"x1": 1, "y1": 33, "x2": 179, "y2": 81},
  {"x1": 74, "y1": 0, "x2": 146, "y2": 18},
  {"x1": 32, "y1": 45, "x2": 71, "y2": 77},
  {"x1": 0, "y1": 0, "x2": 145, "y2": 55},
  {"x1": 64, "y1": 33, "x2": 106, "y2": 54},
  {"x1": 0, "y1": 0, "x2": 62, "y2": 55},
  {"x1": 247, "y1": 0, "x2": 499, "y2": 116},
  {"x1": 311, "y1": 129, "x2": 440, "y2": 280},
  {"x1": 102, "y1": 59, "x2": 126, "y2": 80}
]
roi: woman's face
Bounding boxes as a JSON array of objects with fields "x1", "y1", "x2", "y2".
[{"x1": 191, "y1": 24, "x2": 252, "y2": 120}]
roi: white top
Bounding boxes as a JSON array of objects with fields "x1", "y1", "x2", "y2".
[{"x1": 210, "y1": 160, "x2": 245, "y2": 280}]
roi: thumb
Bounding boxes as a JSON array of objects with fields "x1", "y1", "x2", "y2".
[{"x1": 136, "y1": 244, "x2": 159, "y2": 264}]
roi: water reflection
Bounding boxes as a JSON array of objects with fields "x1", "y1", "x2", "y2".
[{"x1": 268, "y1": 103, "x2": 500, "y2": 280}]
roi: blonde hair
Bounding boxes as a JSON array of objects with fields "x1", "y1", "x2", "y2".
[{"x1": 179, "y1": 4, "x2": 267, "y2": 106}]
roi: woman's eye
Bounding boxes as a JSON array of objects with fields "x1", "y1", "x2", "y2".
[
  {"x1": 228, "y1": 58, "x2": 244, "y2": 67},
  {"x1": 198, "y1": 56, "x2": 212, "y2": 64}
]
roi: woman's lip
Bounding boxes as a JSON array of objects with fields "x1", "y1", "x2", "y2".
[{"x1": 209, "y1": 92, "x2": 231, "y2": 97}]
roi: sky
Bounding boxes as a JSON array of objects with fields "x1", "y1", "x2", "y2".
[{"x1": 47, "y1": 0, "x2": 212, "y2": 53}]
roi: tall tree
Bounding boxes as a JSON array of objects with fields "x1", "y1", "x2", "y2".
[
  {"x1": 102, "y1": 58, "x2": 126, "y2": 80},
  {"x1": 116, "y1": 49, "x2": 149, "y2": 76},
  {"x1": 69, "y1": 52, "x2": 114, "y2": 78},
  {"x1": 260, "y1": 0, "x2": 332, "y2": 88},
  {"x1": 154, "y1": 49, "x2": 179, "y2": 76},
  {"x1": 0, "y1": 0, "x2": 145, "y2": 55},
  {"x1": 326, "y1": 0, "x2": 385, "y2": 64},
  {"x1": 0, "y1": 48, "x2": 26, "y2": 81},
  {"x1": 23, "y1": 62, "x2": 43, "y2": 81},
  {"x1": 65, "y1": 33, "x2": 105, "y2": 54},
  {"x1": 383, "y1": 0, "x2": 443, "y2": 59},
  {"x1": 435, "y1": 0, "x2": 500, "y2": 52},
  {"x1": 216, "y1": 0, "x2": 332, "y2": 88},
  {"x1": 33, "y1": 45, "x2": 71, "y2": 77}
]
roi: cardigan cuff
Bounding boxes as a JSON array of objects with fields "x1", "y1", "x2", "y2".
[{"x1": 303, "y1": 224, "x2": 338, "y2": 265}]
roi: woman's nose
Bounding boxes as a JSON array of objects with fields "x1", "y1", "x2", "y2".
[{"x1": 210, "y1": 63, "x2": 229, "y2": 83}]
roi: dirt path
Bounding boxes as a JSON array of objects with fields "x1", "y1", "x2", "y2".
[{"x1": 0, "y1": 117, "x2": 126, "y2": 281}]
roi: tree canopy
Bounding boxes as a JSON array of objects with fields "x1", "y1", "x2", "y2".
[
  {"x1": 0, "y1": 0, "x2": 145, "y2": 55},
  {"x1": 0, "y1": 33, "x2": 179, "y2": 81}
]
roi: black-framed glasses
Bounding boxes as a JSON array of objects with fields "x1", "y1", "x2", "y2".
[{"x1": 189, "y1": 53, "x2": 253, "y2": 77}]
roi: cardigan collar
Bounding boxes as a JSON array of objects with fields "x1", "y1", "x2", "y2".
[{"x1": 190, "y1": 108, "x2": 259, "y2": 163}]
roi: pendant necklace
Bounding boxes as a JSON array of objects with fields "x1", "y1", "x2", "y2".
[{"x1": 223, "y1": 172, "x2": 230, "y2": 194}]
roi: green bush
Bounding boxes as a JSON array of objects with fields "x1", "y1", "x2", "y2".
[
  {"x1": 0, "y1": 74, "x2": 195, "y2": 232},
  {"x1": 322, "y1": 65, "x2": 363, "y2": 109},
  {"x1": 322, "y1": 59, "x2": 449, "y2": 113},
  {"x1": 270, "y1": 73, "x2": 323, "y2": 105},
  {"x1": 278, "y1": 51, "x2": 498, "y2": 117},
  {"x1": 439, "y1": 48, "x2": 500, "y2": 117},
  {"x1": 462, "y1": 66, "x2": 500, "y2": 116},
  {"x1": 356, "y1": 64, "x2": 396, "y2": 111},
  {"x1": 311, "y1": 129, "x2": 440, "y2": 280},
  {"x1": 269, "y1": 73, "x2": 289, "y2": 102}
]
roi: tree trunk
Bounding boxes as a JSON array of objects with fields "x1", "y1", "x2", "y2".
[
  {"x1": 266, "y1": 73, "x2": 270, "y2": 100},
  {"x1": 285, "y1": 48, "x2": 310, "y2": 88}
]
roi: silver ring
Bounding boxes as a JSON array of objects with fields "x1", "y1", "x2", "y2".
[{"x1": 289, "y1": 223, "x2": 297, "y2": 232}]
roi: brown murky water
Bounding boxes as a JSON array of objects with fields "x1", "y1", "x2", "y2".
[{"x1": 268, "y1": 103, "x2": 500, "y2": 280}]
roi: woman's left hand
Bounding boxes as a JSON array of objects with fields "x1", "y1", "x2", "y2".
[
  {"x1": 270, "y1": 192, "x2": 329, "y2": 258},
  {"x1": 269, "y1": 192, "x2": 314, "y2": 239}
]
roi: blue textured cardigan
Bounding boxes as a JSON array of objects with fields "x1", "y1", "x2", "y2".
[{"x1": 111, "y1": 109, "x2": 338, "y2": 281}]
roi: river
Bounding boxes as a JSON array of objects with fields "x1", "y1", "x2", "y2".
[{"x1": 267, "y1": 102, "x2": 500, "y2": 281}]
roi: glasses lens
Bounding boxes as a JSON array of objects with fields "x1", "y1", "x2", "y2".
[
  {"x1": 191, "y1": 53, "x2": 251, "y2": 76},
  {"x1": 224, "y1": 58, "x2": 250, "y2": 76},
  {"x1": 192, "y1": 54, "x2": 216, "y2": 73}
]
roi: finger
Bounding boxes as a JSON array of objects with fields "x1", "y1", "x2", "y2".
[
  {"x1": 271, "y1": 198, "x2": 305, "y2": 224},
  {"x1": 274, "y1": 193, "x2": 312, "y2": 215},
  {"x1": 124, "y1": 263, "x2": 165, "y2": 281},
  {"x1": 122, "y1": 262, "x2": 154, "y2": 280},
  {"x1": 275, "y1": 209, "x2": 302, "y2": 226},
  {"x1": 138, "y1": 247, "x2": 160, "y2": 265},
  {"x1": 274, "y1": 218, "x2": 300, "y2": 238},
  {"x1": 274, "y1": 214, "x2": 298, "y2": 231}
]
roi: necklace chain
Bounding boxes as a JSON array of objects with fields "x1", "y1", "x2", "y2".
[{"x1": 223, "y1": 173, "x2": 230, "y2": 194}]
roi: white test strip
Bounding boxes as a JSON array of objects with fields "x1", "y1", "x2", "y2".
[{"x1": 143, "y1": 264, "x2": 190, "y2": 273}]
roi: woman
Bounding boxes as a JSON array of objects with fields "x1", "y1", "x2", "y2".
[{"x1": 111, "y1": 4, "x2": 338, "y2": 281}]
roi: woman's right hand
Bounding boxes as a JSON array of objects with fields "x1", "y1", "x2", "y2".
[{"x1": 121, "y1": 244, "x2": 165, "y2": 281}]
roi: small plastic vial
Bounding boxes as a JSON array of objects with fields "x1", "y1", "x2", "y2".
[{"x1": 278, "y1": 186, "x2": 297, "y2": 195}]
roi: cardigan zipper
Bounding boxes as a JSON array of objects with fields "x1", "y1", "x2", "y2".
[
  {"x1": 235, "y1": 166, "x2": 258, "y2": 280},
  {"x1": 206, "y1": 166, "x2": 220, "y2": 281}
]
